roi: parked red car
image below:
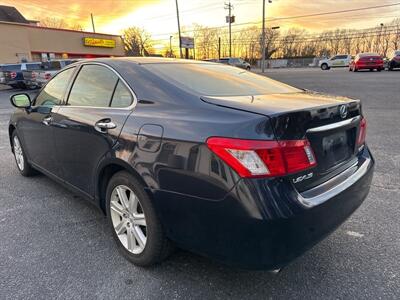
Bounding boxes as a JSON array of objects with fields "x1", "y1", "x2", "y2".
[{"x1": 349, "y1": 53, "x2": 384, "y2": 72}]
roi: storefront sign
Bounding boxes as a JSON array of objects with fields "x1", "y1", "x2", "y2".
[{"x1": 83, "y1": 38, "x2": 116, "y2": 48}]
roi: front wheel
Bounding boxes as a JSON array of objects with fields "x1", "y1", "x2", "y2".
[
  {"x1": 106, "y1": 171, "x2": 173, "y2": 267},
  {"x1": 12, "y1": 131, "x2": 36, "y2": 176},
  {"x1": 320, "y1": 63, "x2": 329, "y2": 70}
]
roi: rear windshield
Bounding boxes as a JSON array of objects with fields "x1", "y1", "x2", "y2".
[{"x1": 144, "y1": 63, "x2": 299, "y2": 96}]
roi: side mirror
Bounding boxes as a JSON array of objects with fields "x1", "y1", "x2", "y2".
[{"x1": 10, "y1": 93, "x2": 31, "y2": 109}]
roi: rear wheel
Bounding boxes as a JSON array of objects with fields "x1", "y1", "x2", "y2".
[
  {"x1": 106, "y1": 171, "x2": 173, "y2": 266},
  {"x1": 12, "y1": 131, "x2": 36, "y2": 176}
]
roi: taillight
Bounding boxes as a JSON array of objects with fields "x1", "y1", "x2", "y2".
[
  {"x1": 357, "y1": 117, "x2": 367, "y2": 147},
  {"x1": 45, "y1": 73, "x2": 51, "y2": 80},
  {"x1": 10, "y1": 72, "x2": 17, "y2": 79},
  {"x1": 206, "y1": 137, "x2": 317, "y2": 178},
  {"x1": 32, "y1": 71, "x2": 37, "y2": 79}
]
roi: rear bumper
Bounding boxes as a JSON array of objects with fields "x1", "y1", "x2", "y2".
[
  {"x1": 356, "y1": 63, "x2": 383, "y2": 69},
  {"x1": 153, "y1": 147, "x2": 374, "y2": 269}
]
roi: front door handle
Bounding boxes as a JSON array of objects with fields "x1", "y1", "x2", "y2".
[
  {"x1": 95, "y1": 119, "x2": 117, "y2": 133},
  {"x1": 42, "y1": 116, "x2": 53, "y2": 126}
]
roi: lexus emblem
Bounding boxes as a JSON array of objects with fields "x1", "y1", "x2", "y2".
[{"x1": 339, "y1": 105, "x2": 348, "y2": 119}]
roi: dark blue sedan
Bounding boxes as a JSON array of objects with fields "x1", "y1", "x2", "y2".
[{"x1": 8, "y1": 58, "x2": 374, "y2": 270}]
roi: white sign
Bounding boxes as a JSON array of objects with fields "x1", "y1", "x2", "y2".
[{"x1": 180, "y1": 37, "x2": 194, "y2": 49}]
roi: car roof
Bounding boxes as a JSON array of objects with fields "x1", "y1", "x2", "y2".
[{"x1": 79, "y1": 57, "x2": 214, "y2": 65}]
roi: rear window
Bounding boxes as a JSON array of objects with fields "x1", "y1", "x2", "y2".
[{"x1": 143, "y1": 63, "x2": 299, "y2": 96}]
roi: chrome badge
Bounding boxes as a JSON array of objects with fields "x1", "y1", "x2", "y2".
[
  {"x1": 293, "y1": 172, "x2": 314, "y2": 184},
  {"x1": 339, "y1": 105, "x2": 348, "y2": 119}
]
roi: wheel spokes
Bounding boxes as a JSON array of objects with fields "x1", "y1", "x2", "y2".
[
  {"x1": 116, "y1": 186, "x2": 129, "y2": 209},
  {"x1": 110, "y1": 200, "x2": 124, "y2": 217},
  {"x1": 132, "y1": 226, "x2": 146, "y2": 249},
  {"x1": 114, "y1": 220, "x2": 127, "y2": 235},
  {"x1": 133, "y1": 213, "x2": 146, "y2": 226}
]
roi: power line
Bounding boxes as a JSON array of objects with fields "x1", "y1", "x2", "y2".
[{"x1": 150, "y1": 2, "x2": 400, "y2": 37}]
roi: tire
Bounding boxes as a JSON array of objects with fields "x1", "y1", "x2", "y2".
[
  {"x1": 321, "y1": 63, "x2": 329, "y2": 70},
  {"x1": 369, "y1": 69, "x2": 373, "y2": 72},
  {"x1": 377, "y1": 68, "x2": 382, "y2": 72},
  {"x1": 11, "y1": 131, "x2": 36, "y2": 177},
  {"x1": 106, "y1": 171, "x2": 173, "y2": 267}
]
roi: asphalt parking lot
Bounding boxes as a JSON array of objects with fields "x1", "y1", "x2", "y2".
[{"x1": 1, "y1": 68, "x2": 399, "y2": 299}]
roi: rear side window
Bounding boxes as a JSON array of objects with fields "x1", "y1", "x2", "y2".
[
  {"x1": 1, "y1": 64, "x2": 20, "y2": 71},
  {"x1": 111, "y1": 80, "x2": 133, "y2": 108},
  {"x1": 68, "y1": 64, "x2": 118, "y2": 107},
  {"x1": 35, "y1": 67, "x2": 75, "y2": 107}
]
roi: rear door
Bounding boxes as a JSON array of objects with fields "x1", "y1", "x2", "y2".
[{"x1": 52, "y1": 63, "x2": 135, "y2": 196}]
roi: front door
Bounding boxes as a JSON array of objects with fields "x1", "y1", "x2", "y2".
[
  {"x1": 52, "y1": 64, "x2": 134, "y2": 197},
  {"x1": 18, "y1": 67, "x2": 76, "y2": 177}
]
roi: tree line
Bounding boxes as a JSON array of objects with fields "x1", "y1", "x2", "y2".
[{"x1": 123, "y1": 18, "x2": 400, "y2": 62}]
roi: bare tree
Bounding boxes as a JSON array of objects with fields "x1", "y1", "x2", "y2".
[
  {"x1": 123, "y1": 27, "x2": 153, "y2": 56},
  {"x1": 39, "y1": 17, "x2": 82, "y2": 30}
]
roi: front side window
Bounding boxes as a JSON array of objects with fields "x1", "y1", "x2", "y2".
[
  {"x1": 111, "y1": 80, "x2": 133, "y2": 108},
  {"x1": 68, "y1": 65, "x2": 118, "y2": 107},
  {"x1": 35, "y1": 67, "x2": 75, "y2": 107}
]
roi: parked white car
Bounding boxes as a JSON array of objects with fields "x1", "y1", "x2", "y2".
[{"x1": 319, "y1": 54, "x2": 352, "y2": 70}]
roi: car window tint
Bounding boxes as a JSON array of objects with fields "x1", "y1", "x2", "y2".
[
  {"x1": 111, "y1": 80, "x2": 133, "y2": 108},
  {"x1": 68, "y1": 65, "x2": 118, "y2": 107},
  {"x1": 26, "y1": 64, "x2": 41, "y2": 70},
  {"x1": 35, "y1": 67, "x2": 75, "y2": 107},
  {"x1": 144, "y1": 63, "x2": 299, "y2": 96},
  {"x1": 1, "y1": 64, "x2": 20, "y2": 71}
]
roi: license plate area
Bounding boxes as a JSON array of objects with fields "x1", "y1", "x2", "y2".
[{"x1": 308, "y1": 128, "x2": 356, "y2": 173}]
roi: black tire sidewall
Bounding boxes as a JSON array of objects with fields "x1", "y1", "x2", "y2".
[{"x1": 105, "y1": 171, "x2": 166, "y2": 266}]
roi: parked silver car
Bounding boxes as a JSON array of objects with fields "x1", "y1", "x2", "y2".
[{"x1": 218, "y1": 57, "x2": 251, "y2": 70}]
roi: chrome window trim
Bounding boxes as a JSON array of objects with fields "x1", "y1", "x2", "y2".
[
  {"x1": 64, "y1": 62, "x2": 138, "y2": 111},
  {"x1": 296, "y1": 157, "x2": 371, "y2": 208},
  {"x1": 307, "y1": 116, "x2": 360, "y2": 133}
]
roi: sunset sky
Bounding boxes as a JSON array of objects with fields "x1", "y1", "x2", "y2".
[{"x1": 2, "y1": 0, "x2": 399, "y2": 47}]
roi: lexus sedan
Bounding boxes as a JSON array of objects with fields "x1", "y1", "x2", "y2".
[{"x1": 9, "y1": 58, "x2": 374, "y2": 270}]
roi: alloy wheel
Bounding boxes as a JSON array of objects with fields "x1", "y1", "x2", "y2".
[
  {"x1": 110, "y1": 185, "x2": 147, "y2": 254},
  {"x1": 13, "y1": 136, "x2": 24, "y2": 171}
]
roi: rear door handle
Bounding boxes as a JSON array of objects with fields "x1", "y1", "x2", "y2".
[
  {"x1": 95, "y1": 119, "x2": 117, "y2": 133},
  {"x1": 42, "y1": 116, "x2": 53, "y2": 126}
]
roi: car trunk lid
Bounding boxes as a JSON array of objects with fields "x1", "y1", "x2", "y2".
[{"x1": 201, "y1": 91, "x2": 362, "y2": 190}]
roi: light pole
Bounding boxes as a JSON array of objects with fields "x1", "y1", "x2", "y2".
[
  {"x1": 169, "y1": 36, "x2": 173, "y2": 57},
  {"x1": 261, "y1": 0, "x2": 272, "y2": 73}
]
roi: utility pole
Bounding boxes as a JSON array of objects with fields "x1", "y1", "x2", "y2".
[
  {"x1": 169, "y1": 36, "x2": 173, "y2": 57},
  {"x1": 218, "y1": 37, "x2": 221, "y2": 60},
  {"x1": 261, "y1": 1, "x2": 274, "y2": 72},
  {"x1": 175, "y1": 0, "x2": 183, "y2": 58},
  {"x1": 261, "y1": 0, "x2": 266, "y2": 72},
  {"x1": 90, "y1": 13, "x2": 96, "y2": 33},
  {"x1": 225, "y1": 2, "x2": 234, "y2": 57}
]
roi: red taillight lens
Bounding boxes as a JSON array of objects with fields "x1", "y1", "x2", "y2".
[
  {"x1": 357, "y1": 117, "x2": 367, "y2": 146},
  {"x1": 45, "y1": 73, "x2": 51, "y2": 80},
  {"x1": 10, "y1": 72, "x2": 17, "y2": 79},
  {"x1": 206, "y1": 137, "x2": 317, "y2": 178},
  {"x1": 32, "y1": 71, "x2": 37, "y2": 79}
]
